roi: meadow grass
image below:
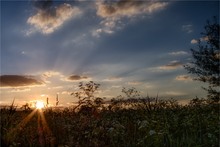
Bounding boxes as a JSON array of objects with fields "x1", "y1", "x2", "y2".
[{"x1": 0, "y1": 97, "x2": 219, "y2": 147}]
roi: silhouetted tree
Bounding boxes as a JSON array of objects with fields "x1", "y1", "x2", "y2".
[
  {"x1": 71, "y1": 81, "x2": 103, "y2": 113},
  {"x1": 184, "y1": 16, "x2": 220, "y2": 102}
]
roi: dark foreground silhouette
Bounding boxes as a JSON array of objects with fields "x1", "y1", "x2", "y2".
[{"x1": 1, "y1": 97, "x2": 219, "y2": 147}]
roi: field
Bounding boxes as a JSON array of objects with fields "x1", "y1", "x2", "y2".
[{"x1": 1, "y1": 96, "x2": 219, "y2": 147}]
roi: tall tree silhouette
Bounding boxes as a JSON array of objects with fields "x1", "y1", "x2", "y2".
[{"x1": 184, "y1": 16, "x2": 219, "y2": 102}]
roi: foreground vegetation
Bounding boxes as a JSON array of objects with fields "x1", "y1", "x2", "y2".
[
  {"x1": 1, "y1": 82, "x2": 219, "y2": 147},
  {"x1": 1, "y1": 99, "x2": 219, "y2": 147}
]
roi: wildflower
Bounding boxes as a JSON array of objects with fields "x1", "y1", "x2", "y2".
[{"x1": 149, "y1": 130, "x2": 156, "y2": 136}]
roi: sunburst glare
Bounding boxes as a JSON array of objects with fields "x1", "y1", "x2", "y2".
[{"x1": 36, "y1": 101, "x2": 45, "y2": 109}]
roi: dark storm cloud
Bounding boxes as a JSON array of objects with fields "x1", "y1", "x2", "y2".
[
  {"x1": 67, "y1": 75, "x2": 88, "y2": 81},
  {"x1": 0, "y1": 75, "x2": 44, "y2": 87}
]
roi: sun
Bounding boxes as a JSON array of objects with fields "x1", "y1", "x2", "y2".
[{"x1": 35, "y1": 101, "x2": 45, "y2": 109}]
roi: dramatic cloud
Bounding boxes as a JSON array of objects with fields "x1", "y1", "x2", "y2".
[
  {"x1": 40, "y1": 71, "x2": 64, "y2": 84},
  {"x1": 92, "y1": 28, "x2": 114, "y2": 37},
  {"x1": 149, "y1": 61, "x2": 183, "y2": 72},
  {"x1": 169, "y1": 51, "x2": 188, "y2": 56},
  {"x1": 165, "y1": 91, "x2": 186, "y2": 96},
  {"x1": 42, "y1": 71, "x2": 62, "y2": 78},
  {"x1": 191, "y1": 36, "x2": 209, "y2": 44},
  {"x1": 182, "y1": 24, "x2": 193, "y2": 33},
  {"x1": 127, "y1": 81, "x2": 142, "y2": 86},
  {"x1": 191, "y1": 39, "x2": 198, "y2": 44},
  {"x1": 67, "y1": 75, "x2": 88, "y2": 81},
  {"x1": 11, "y1": 88, "x2": 31, "y2": 93},
  {"x1": 61, "y1": 90, "x2": 72, "y2": 95},
  {"x1": 103, "y1": 77, "x2": 122, "y2": 82},
  {"x1": 27, "y1": 3, "x2": 81, "y2": 34},
  {"x1": 94, "y1": 0, "x2": 169, "y2": 36},
  {"x1": 96, "y1": 1, "x2": 169, "y2": 18},
  {"x1": 0, "y1": 75, "x2": 44, "y2": 88},
  {"x1": 156, "y1": 60, "x2": 183, "y2": 70},
  {"x1": 175, "y1": 75, "x2": 192, "y2": 82}
]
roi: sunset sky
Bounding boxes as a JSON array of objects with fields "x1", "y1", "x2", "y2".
[{"x1": 0, "y1": 0, "x2": 219, "y2": 107}]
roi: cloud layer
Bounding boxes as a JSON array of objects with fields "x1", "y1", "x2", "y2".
[
  {"x1": 103, "y1": 76, "x2": 122, "y2": 82},
  {"x1": 96, "y1": 1, "x2": 168, "y2": 18},
  {"x1": 94, "y1": 0, "x2": 169, "y2": 36},
  {"x1": 158, "y1": 61, "x2": 182, "y2": 70},
  {"x1": 182, "y1": 24, "x2": 193, "y2": 33},
  {"x1": 67, "y1": 75, "x2": 88, "y2": 81},
  {"x1": 27, "y1": 1, "x2": 169, "y2": 36},
  {"x1": 0, "y1": 75, "x2": 44, "y2": 87},
  {"x1": 175, "y1": 75, "x2": 192, "y2": 82},
  {"x1": 191, "y1": 36, "x2": 209, "y2": 44},
  {"x1": 27, "y1": 3, "x2": 81, "y2": 34},
  {"x1": 169, "y1": 51, "x2": 188, "y2": 56}
]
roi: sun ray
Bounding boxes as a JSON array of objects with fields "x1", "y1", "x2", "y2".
[
  {"x1": 38, "y1": 109, "x2": 55, "y2": 146},
  {"x1": 4, "y1": 109, "x2": 38, "y2": 143},
  {"x1": 3, "y1": 107, "x2": 55, "y2": 146},
  {"x1": 38, "y1": 110, "x2": 45, "y2": 146}
]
